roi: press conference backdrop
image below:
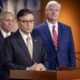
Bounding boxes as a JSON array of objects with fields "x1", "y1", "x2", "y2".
[{"x1": 0, "y1": 0, "x2": 80, "y2": 68}]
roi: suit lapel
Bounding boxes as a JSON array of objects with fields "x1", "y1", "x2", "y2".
[
  {"x1": 32, "y1": 37, "x2": 38, "y2": 62},
  {"x1": 15, "y1": 31, "x2": 32, "y2": 60},
  {"x1": 0, "y1": 31, "x2": 5, "y2": 43},
  {"x1": 0, "y1": 31, "x2": 4, "y2": 38},
  {"x1": 57, "y1": 22, "x2": 63, "y2": 51},
  {"x1": 43, "y1": 22, "x2": 55, "y2": 48}
]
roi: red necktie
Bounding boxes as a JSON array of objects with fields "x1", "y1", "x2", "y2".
[{"x1": 52, "y1": 26, "x2": 58, "y2": 49}]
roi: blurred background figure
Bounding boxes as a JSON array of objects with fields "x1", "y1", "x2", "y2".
[
  {"x1": 0, "y1": 11, "x2": 15, "y2": 80},
  {"x1": 11, "y1": 19, "x2": 18, "y2": 32},
  {"x1": 0, "y1": 11, "x2": 15, "y2": 51}
]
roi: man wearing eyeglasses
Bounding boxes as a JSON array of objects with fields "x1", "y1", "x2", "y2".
[{"x1": 2, "y1": 9, "x2": 48, "y2": 72}]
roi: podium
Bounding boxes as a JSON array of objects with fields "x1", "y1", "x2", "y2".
[{"x1": 10, "y1": 69, "x2": 80, "y2": 80}]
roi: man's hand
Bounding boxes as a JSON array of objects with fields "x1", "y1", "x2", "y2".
[
  {"x1": 26, "y1": 63, "x2": 47, "y2": 71},
  {"x1": 37, "y1": 63, "x2": 47, "y2": 71}
]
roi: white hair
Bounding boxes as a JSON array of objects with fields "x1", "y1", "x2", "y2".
[{"x1": 46, "y1": 1, "x2": 61, "y2": 10}]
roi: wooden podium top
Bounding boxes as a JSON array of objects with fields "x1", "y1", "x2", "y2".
[
  {"x1": 10, "y1": 70, "x2": 56, "y2": 80},
  {"x1": 57, "y1": 69, "x2": 80, "y2": 80},
  {"x1": 10, "y1": 69, "x2": 80, "y2": 80}
]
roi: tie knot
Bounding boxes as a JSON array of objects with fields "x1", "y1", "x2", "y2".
[
  {"x1": 26, "y1": 36, "x2": 31, "y2": 45},
  {"x1": 27, "y1": 36, "x2": 30, "y2": 40},
  {"x1": 53, "y1": 26, "x2": 55, "y2": 31}
]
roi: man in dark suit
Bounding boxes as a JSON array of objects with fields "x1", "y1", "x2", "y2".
[
  {"x1": 0, "y1": 11, "x2": 15, "y2": 49},
  {"x1": 0, "y1": 11, "x2": 15, "y2": 80},
  {"x1": 34, "y1": 1, "x2": 76, "y2": 70},
  {"x1": 2, "y1": 9, "x2": 47, "y2": 72}
]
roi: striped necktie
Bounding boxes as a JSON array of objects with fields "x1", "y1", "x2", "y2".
[{"x1": 52, "y1": 26, "x2": 58, "y2": 49}]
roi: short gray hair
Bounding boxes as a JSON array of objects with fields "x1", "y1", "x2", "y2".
[
  {"x1": 46, "y1": 1, "x2": 61, "y2": 10},
  {"x1": 0, "y1": 11, "x2": 14, "y2": 20}
]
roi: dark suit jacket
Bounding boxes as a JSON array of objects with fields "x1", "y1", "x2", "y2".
[
  {"x1": 0, "y1": 31, "x2": 5, "y2": 50},
  {"x1": 34, "y1": 21, "x2": 76, "y2": 70},
  {"x1": 0, "y1": 31, "x2": 13, "y2": 50},
  {"x1": 0, "y1": 31, "x2": 13, "y2": 63},
  {"x1": 2, "y1": 30, "x2": 48, "y2": 71},
  {"x1": 0, "y1": 31, "x2": 9, "y2": 80}
]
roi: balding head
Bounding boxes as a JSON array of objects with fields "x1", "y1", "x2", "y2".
[{"x1": 46, "y1": 1, "x2": 61, "y2": 11}]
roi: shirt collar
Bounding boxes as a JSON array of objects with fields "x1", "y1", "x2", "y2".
[
  {"x1": 0, "y1": 28, "x2": 11, "y2": 38},
  {"x1": 46, "y1": 20, "x2": 58, "y2": 35},
  {"x1": 19, "y1": 29, "x2": 31, "y2": 41},
  {"x1": 46, "y1": 20, "x2": 58, "y2": 29},
  {"x1": 46, "y1": 20, "x2": 58, "y2": 27}
]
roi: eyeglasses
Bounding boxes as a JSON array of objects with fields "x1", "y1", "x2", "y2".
[{"x1": 19, "y1": 19, "x2": 34, "y2": 23}]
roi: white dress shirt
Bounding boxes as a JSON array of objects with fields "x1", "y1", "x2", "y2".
[
  {"x1": 46, "y1": 20, "x2": 58, "y2": 39},
  {"x1": 19, "y1": 29, "x2": 33, "y2": 59},
  {"x1": 0, "y1": 28, "x2": 11, "y2": 38}
]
